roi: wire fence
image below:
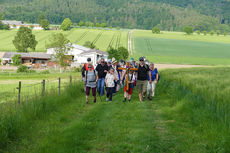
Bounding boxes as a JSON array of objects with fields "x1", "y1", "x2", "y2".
[{"x1": 0, "y1": 75, "x2": 80, "y2": 105}]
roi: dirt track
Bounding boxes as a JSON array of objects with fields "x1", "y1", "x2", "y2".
[{"x1": 155, "y1": 64, "x2": 209, "y2": 69}]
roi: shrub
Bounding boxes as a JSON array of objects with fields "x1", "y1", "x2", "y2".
[
  {"x1": 152, "y1": 27, "x2": 160, "y2": 34},
  {"x1": 210, "y1": 30, "x2": 214, "y2": 36},
  {"x1": 203, "y1": 31, "x2": 207, "y2": 36},
  {"x1": 12, "y1": 54, "x2": 21, "y2": 66},
  {"x1": 216, "y1": 30, "x2": 220, "y2": 36},
  {"x1": 184, "y1": 26, "x2": 193, "y2": 35},
  {"x1": 17, "y1": 65, "x2": 28, "y2": 73},
  {"x1": 224, "y1": 32, "x2": 227, "y2": 36},
  {"x1": 196, "y1": 30, "x2": 200, "y2": 35}
]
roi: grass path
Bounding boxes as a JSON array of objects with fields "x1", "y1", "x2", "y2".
[{"x1": 6, "y1": 84, "x2": 212, "y2": 153}]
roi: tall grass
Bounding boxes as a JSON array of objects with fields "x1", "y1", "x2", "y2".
[
  {"x1": 0, "y1": 82, "x2": 84, "y2": 151},
  {"x1": 158, "y1": 67, "x2": 230, "y2": 152}
]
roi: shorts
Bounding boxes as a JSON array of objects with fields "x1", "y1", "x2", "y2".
[
  {"x1": 124, "y1": 86, "x2": 133, "y2": 95},
  {"x1": 86, "y1": 86, "x2": 96, "y2": 96},
  {"x1": 136, "y1": 80, "x2": 148, "y2": 93}
]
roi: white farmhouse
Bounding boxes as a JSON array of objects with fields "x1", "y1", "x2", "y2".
[{"x1": 47, "y1": 44, "x2": 108, "y2": 67}]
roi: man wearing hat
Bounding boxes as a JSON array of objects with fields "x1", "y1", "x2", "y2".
[{"x1": 136, "y1": 57, "x2": 151, "y2": 102}]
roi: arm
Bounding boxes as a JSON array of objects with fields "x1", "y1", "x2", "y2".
[
  {"x1": 149, "y1": 71, "x2": 152, "y2": 83},
  {"x1": 155, "y1": 73, "x2": 159, "y2": 84}
]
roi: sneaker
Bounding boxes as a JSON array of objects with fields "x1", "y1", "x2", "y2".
[
  {"x1": 128, "y1": 99, "x2": 131, "y2": 102},
  {"x1": 106, "y1": 98, "x2": 109, "y2": 102},
  {"x1": 123, "y1": 98, "x2": 126, "y2": 103},
  {"x1": 94, "y1": 99, "x2": 96, "y2": 103},
  {"x1": 149, "y1": 96, "x2": 152, "y2": 100},
  {"x1": 86, "y1": 101, "x2": 89, "y2": 104}
]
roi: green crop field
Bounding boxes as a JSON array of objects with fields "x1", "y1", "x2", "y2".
[
  {"x1": 0, "y1": 28, "x2": 128, "y2": 52},
  {"x1": 133, "y1": 30, "x2": 230, "y2": 65},
  {"x1": 1, "y1": 67, "x2": 230, "y2": 152}
]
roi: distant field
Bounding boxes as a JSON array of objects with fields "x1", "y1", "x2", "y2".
[
  {"x1": 0, "y1": 28, "x2": 128, "y2": 52},
  {"x1": 133, "y1": 30, "x2": 230, "y2": 65}
]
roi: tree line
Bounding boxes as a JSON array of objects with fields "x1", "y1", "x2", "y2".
[{"x1": 1, "y1": 0, "x2": 230, "y2": 32}]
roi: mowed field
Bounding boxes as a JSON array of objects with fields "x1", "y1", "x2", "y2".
[
  {"x1": 0, "y1": 28, "x2": 128, "y2": 52},
  {"x1": 133, "y1": 30, "x2": 230, "y2": 65}
]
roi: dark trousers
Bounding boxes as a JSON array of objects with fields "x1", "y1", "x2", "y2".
[
  {"x1": 113, "y1": 81, "x2": 117, "y2": 93},
  {"x1": 106, "y1": 87, "x2": 113, "y2": 101}
]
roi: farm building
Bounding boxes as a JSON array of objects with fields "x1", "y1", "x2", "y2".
[
  {"x1": 1, "y1": 52, "x2": 52, "y2": 67},
  {"x1": 47, "y1": 44, "x2": 108, "y2": 67},
  {"x1": 2, "y1": 20, "x2": 43, "y2": 30}
]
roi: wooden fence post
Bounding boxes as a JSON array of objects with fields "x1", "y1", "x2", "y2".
[
  {"x1": 70, "y1": 75, "x2": 72, "y2": 86},
  {"x1": 18, "y1": 81, "x2": 21, "y2": 104},
  {"x1": 42, "y1": 80, "x2": 45, "y2": 96},
  {"x1": 59, "y1": 78, "x2": 61, "y2": 96}
]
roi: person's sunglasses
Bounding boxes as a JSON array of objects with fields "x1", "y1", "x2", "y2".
[
  {"x1": 88, "y1": 66, "x2": 92, "y2": 68},
  {"x1": 140, "y1": 60, "x2": 144, "y2": 61}
]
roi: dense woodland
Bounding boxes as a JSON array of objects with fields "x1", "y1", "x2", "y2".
[{"x1": 0, "y1": 0, "x2": 230, "y2": 32}]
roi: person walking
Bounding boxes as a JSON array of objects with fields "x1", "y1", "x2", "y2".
[
  {"x1": 136, "y1": 57, "x2": 151, "y2": 102},
  {"x1": 105, "y1": 68, "x2": 118, "y2": 102},
  {"x1": 81, "y1": 58, "x2": 94, "y2": 82},
  {"x1": 96, "y1": 58, "x2": 108, "y2": 96},
  {"x1": 147, "y1": 63, "x2": 158, "y2": 100},
  {"x1": 121, "y1": 69, "x2": 135, "y2": 102},
  {"x1": 85, "y1": 63, "x2": 98, "y2": 104}
]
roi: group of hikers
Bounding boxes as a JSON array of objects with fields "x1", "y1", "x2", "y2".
[{"x1": 81, "y1": 57, "x2": 159, "y2": 104}]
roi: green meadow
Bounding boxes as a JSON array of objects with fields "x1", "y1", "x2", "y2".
[
  {"x1": 0, "y1": 28, "x2": 128, "y2": 52},
  {"x1": 133, "y1": 30, "x2": 230, "y2": 65},
  {"x1": 1, "y1": 67, "x2": 230, "y2": 152}
]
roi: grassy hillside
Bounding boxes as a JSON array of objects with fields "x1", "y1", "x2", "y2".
[
  {"x1": 0, "y1": 28, "x2": 128, "y2": 52},
  {"x1": 133, "y1": 30, "x2": 230, "y2": 65},
  {"x1": 1, "y1": 67, "x2": 230, "y2": 152}
]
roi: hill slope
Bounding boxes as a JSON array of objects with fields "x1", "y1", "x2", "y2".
[{"x1": 0, "y1": 0, "x2": 230, "y2": 31}]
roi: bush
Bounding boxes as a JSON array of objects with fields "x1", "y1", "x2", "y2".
[
  {"x1": 17, "y1": 65, "x2": 28, "y2": 73},
  {"x1": 152, "y1": 27, "x2": 160, "y2": 34},
  {"x1": 203, "y1": 31, "x2": 207, "y2": 36},
  {"x1": 12, "y1": 54, "x2": 21, "y2": 66},
  {"x1": 210, "y1": 30, "x2": 214, "y2": 36},
  {"x1": 216, "y1": 30, "x2": 220, "y2": 36},
  {"x1": 184, "y1": 26, "x2": 193, "y2": 35},
  {"x1": 196, "y1": 30, "x2": 200, "y2": 35},
  {"x1": 224, "y1": 32, "x2": 227, "y2": 36}
]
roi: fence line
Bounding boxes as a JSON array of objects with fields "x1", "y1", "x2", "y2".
[{"x1": 0, "y1": 75, "x2": 78, "y2": 105}]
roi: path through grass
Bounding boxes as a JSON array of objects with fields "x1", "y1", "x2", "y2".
[{"x1": 4, "y1": 80, "x2": 224, "y2": 153}]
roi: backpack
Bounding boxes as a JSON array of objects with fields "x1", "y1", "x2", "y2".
[
  {"x1": 82, "y1": 63, "x2": 94, "y2": 77},
  {"x1": 86, "y1": 70, "x2": 96, "y2": 83}
]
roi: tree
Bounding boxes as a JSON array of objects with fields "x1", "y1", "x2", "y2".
[
  {"x1": 61, "y1": 18, "x2": 72, "y2": 31},
  {"x1": 108, "y1": 47, "x2": 129, "y2": 61},
  {"x1": 40, "y1": 19, "x2": 50, "y2": 30},
  {"x1": 118, "y1": 47, "x2": 129, "y2": 60},
  {"x1": 83, "y1": 41, "x2": 96, "y2": 49},
  {"x1": 38, "y1": 14, "x2": 45, "y2": 24},
  {"x1": 210, "y1": 30, "x2": 214, "y2": 36},
  {"x1": 13, "y1": 27, "x2": 37, "y2": 52},
  {"x1": 96, "y1": 23, "x2": 101, "y2": 27},
  {"x1": 12, "y1": 54, "x2": 21, "y2": 66},
  {"x1": 184, "y1": 26, "x2": 193, "y2": 35},
  {"x1": 85, "y1": 22, "x2": 89, "y2": 27},
  {"x1": 101, "y1": 23, "x2": 107, "y2": 28},
  {"x1": 90, "y1": 22, "x2": 94, "y2": 28},
  {"x1": 0, "y1": 13, "x2": 4, "y2": 20},
  {"x1": 3, "y1": 24, "x2": 10, "y2": 30},
  {"x1": 46, "y1": 33, "x2": 72, "y2": 73},
  {"x1": 152, "y1": 27, "x2": 160, "y2": 34},
  {"x1": 78, "y1": 21, "x2": 84, "y2": 27}
]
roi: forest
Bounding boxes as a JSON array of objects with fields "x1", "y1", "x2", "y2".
[{"x1": 0, "y1": 0, "x2": 230, "y2": 31}]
